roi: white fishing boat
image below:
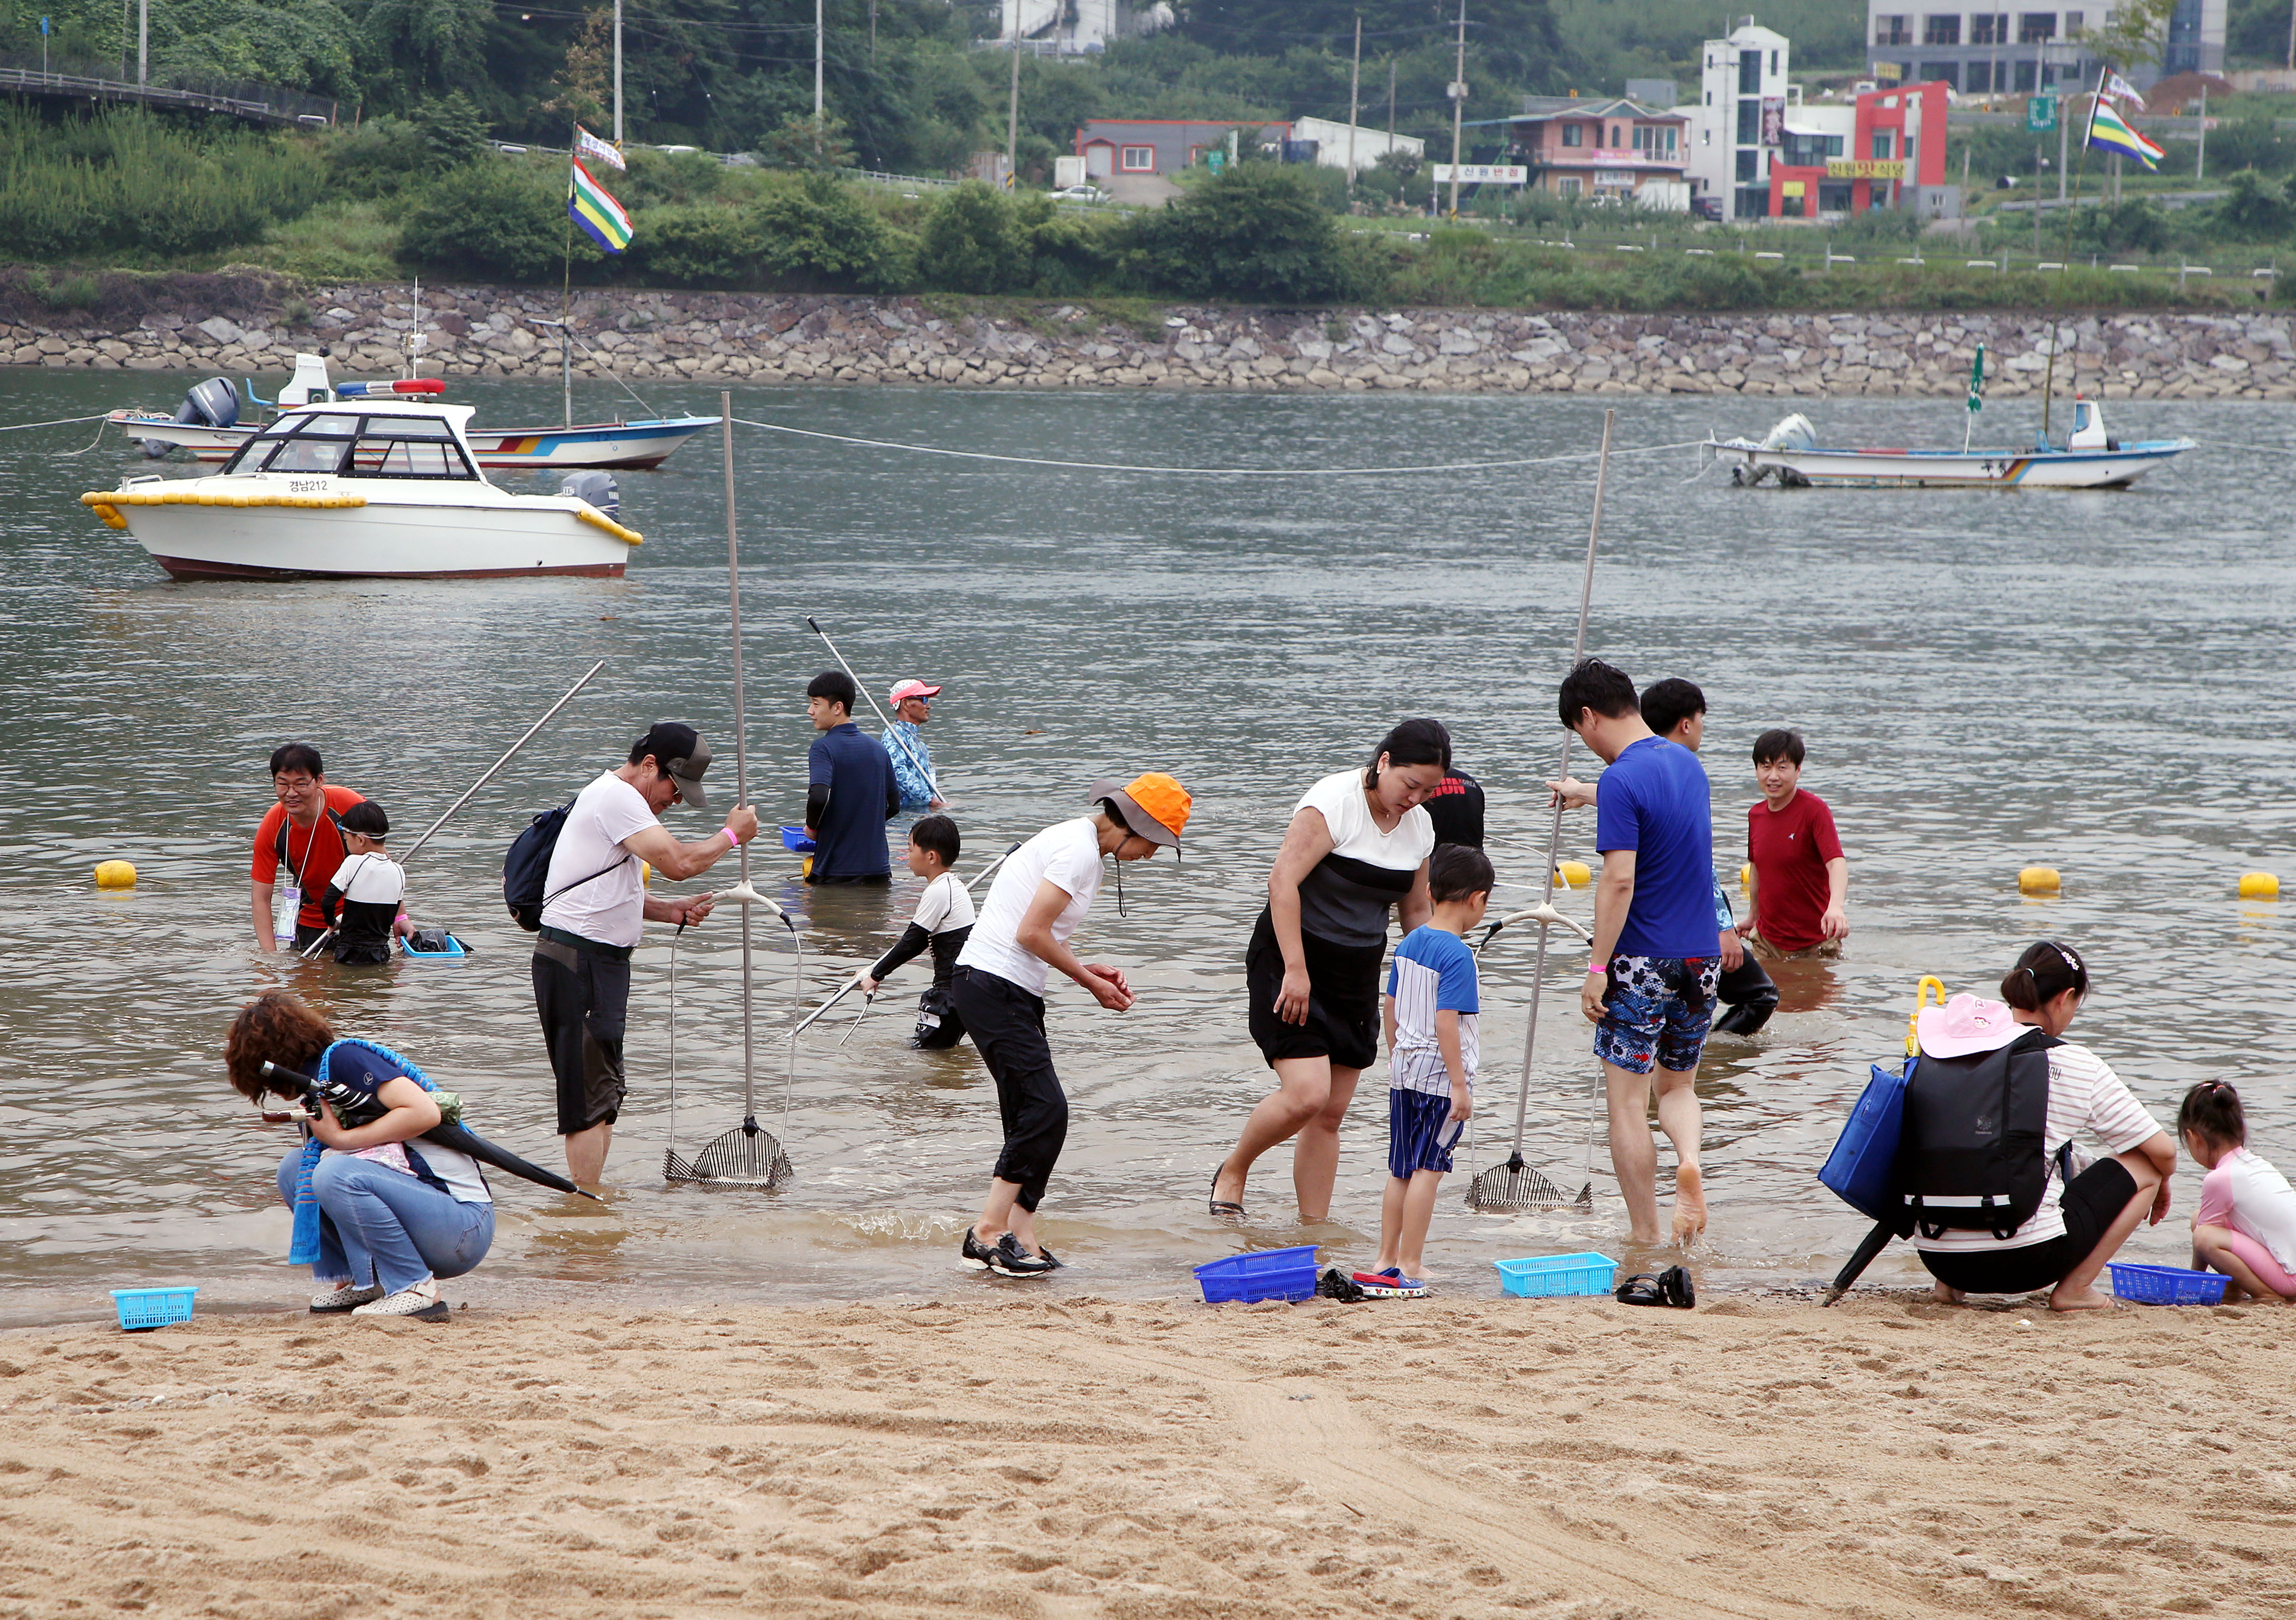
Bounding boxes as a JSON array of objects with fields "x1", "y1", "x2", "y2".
[
  {"x1": 107, "y1": 354, "x2": 717, "y2": 472},
  {"x1": 81, "y1": 399, "x2": 644, "y2": 581},
  {"x1": 1708, "y1": 400, "x2": 2194, "y2": 490}
]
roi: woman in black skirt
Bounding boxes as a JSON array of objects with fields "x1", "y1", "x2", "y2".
[{"x1": 1211, "y1": 719, "x2": 1447, "y2": 1222}]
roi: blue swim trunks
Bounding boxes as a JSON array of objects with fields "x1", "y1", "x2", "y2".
[
  {"x1": 1593, "y1": 954, "x2": 1719, "y2": 1075},
  {"x1": 1387, "y1": 1088, "x2": 1466, "y2": 1178}
]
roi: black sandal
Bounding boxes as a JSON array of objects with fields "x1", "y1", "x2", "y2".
[
  {"x1": 1209, "y1": 1163, "x2": 1246, "y2": 1220},
  {"x1": 1617, "y1": 1267, "x2": 1697, "y2": 1309},
  {"x1": 1615, "y1": 1273, "x2": 1667, "y2": 1306}
]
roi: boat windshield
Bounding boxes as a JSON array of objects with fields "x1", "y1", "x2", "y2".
[{"x1": 219, "y1": 412, "x2": 476, "y2": 481}]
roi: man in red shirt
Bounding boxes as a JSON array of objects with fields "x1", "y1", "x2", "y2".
[
  {"x1": 1741, "y1": 728, "x2": 1848, "y2": 959},
  {"x1": 250, "y1": 743, "x2": 398, "y2": 954}
]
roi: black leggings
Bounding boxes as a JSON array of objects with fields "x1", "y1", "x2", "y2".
[{"x1": 951, "y1": 966, "x2": 1068, "y2": 1212}]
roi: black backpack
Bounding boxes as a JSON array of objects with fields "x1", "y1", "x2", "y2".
[
  {"x1": 502, "y1": 801, "x2": 633, "y2": 932},
  {"x1": 1893, "y1": 1026, "x2": 2067, "y2": 1241}
]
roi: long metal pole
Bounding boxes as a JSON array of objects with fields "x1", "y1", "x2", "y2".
[
  {"x1": 613, "y1": 0, "x2": 623, "y2": 144},
  {"x1": 137, "y1": 0, "x2": 145, "y2": 85},
  {"x1": 1346, "y1": 15, "x2": 1362, "y2": 196},
  {"x1": 1505, "y1": 409, "x2": 1613, "y2": 1159},
  {"x1": 398, "y1": 659, "x2": 606, "y2": 866},
  {"x1": 1447, "y1": 0, "x2": 1467, "y2": 215},
  {"x1": 722, "y1": 393, "x2": 756, "y2": 1122},
  {"x1": 813, "y1": 0, "x2": 824, "y2": 149},
  {"x1": 1006, "y1": 25, "x2": 1021, "y2": 188}
]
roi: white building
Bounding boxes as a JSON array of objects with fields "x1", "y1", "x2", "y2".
[
  {"x1": 1000, "y1": 0, "x2": 1172, "y2": 53},
  {"x1": 1290, "y1": 117, "x2": 1424, "y2": 175},
  {"x1": 1687, "y1": 20, "x2": 1792, "y2": 222},
  {"x1": 1864, "y1": 0, "x2": 2223, "y2": 88}
]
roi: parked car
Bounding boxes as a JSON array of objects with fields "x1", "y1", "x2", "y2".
[{"x1": 1046, "y1": 183, "x2": 1112, "y2": 204}]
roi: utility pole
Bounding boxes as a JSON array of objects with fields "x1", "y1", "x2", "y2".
[
  {"x1": 1006, "y1": 22, "x2": 1021, "y2": 189},
  {"x1": 2034, "y1": 139, "x2": 2044, "y2": 253},
  {"x1": 1346, "y1": 15, "x2": 1362, "y2": 198},
  {"x1": 813, "y1": 0, "x2": 824, "y2": 152},
  {"x1": 2196, "y1": 83, "x2": 2207, "y2": 180},
  {"x1": 137, "y1": 0, "x2": 146, "y2": 86},
  {"x1": 1386, "y1": 58, "x2": 1396, "y2": 146},
  {"x1": 1446, "y1": 0, "x2": 1467, "y2": 216},
  {"x1": 2059, "y1": 78, "x2": 2069, "y2": 198},
  {"x1": 613, "y1": 0, "x2": 623, "y2": 144}
]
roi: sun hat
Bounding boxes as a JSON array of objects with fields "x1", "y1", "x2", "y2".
[
  {"x1": 890, "y1": 679, "x2": 942, "y2": 704},
  {"x1": 1915, "y1": 992, "x2": 2024, "y2": 1059},
  {"x1": 1089, "y1": 772, "x2": 1191, "y2": 850}
]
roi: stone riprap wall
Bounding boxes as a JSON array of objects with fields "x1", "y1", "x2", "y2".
[{"x1": 6, "y1": 283, "x2": 2293, "y2": 399}]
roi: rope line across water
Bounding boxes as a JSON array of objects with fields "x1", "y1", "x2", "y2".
[
  {"x1": 0, "y1": 413, "x2": 107, "y2": 434},
  {"x1": 731, "y1": 415, "x2": 1702, "y2": 477}
]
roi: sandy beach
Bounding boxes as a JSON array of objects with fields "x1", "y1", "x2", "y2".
[{"x1": 3, "y1": 1291, "x2": 2291, "y2": 1619}]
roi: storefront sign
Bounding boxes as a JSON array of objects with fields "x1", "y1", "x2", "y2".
[
  {"x1": 1432, "y1": 163, "x2": 1528, "y2": 185},
  {"x1": 1825, "y1": 158, "x2": 1905, "y2": 179}
]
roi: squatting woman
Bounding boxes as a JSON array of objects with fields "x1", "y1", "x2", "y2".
[
  {"x1": 1211, "y1": 719, "x2": 1448, "y2": 1223},
  {"x1": 226, "y1": 990, "x2": 494, "y2": 1321}
]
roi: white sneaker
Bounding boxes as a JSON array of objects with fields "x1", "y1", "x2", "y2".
[
  {"x1": 310, "y1": 1283, "x2": 384, "y2": 1314},
  {"x1": 351, "y1": 1277, "x2": 449, "y2": 1321}
]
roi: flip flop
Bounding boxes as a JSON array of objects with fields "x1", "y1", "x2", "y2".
[{"x1": 1209, "y1": 1163, "x2": 1246, "y2": 1220}]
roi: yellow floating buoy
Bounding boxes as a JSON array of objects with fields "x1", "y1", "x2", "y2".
[
  {"x1": 2019, "y1": 867, "x2": 2061, "y2": 895},
  {"x1": 639, "y1": 860, "x2": 652, "y2": 888},
  {"x1": 1739, "y1": 862, "x2": 1752, "y2": 888},
  {"x1": 2239, "y1": 871, "x2": 2280, "y2": 899},
  {"x1": 94, "y1": 859, "x2": 137, "y2": 889},
  {"x1": 1554, "y1": 859, "x2": 1593, "y2": 890},
  {"x1": 802, "y1": 854, "x2": 814, "y2": 880}
]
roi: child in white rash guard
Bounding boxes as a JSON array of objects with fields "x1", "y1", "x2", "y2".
[{"x1": 862, "y1": 815, "x2": 974, "y2": 1050}]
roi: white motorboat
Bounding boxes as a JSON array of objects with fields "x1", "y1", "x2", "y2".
[
  {"x1": 81, "y1": 399, "x2": 644, "y2": 581},
  {"x1": 1708, "y1": 400, "x2": 2194, "y2": 490},
  {"x1": 107, "y1": 354, "x2": 718, "y2": 472}
]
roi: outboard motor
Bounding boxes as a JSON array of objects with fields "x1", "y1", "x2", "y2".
[
  {"x1": 142, "y1": 375, "x2": 239, "y2": 457},
  {"x1": 559, "y1": 470, "x2": 620, "y2": 522}
]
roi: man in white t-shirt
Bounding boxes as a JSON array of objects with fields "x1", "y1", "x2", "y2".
[
  {"x1": 532, "y1": 721, "x2": 760, "y2": 1186},
  {"x1": 951, "y1": 772, "x2": 1191, "y2": 1277}
]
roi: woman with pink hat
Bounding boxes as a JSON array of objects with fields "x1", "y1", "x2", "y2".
[{"x1": 1908, "y1": 942, "x2": 2177, "y2": 1311}]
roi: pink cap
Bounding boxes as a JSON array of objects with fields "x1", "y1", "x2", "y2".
[
  {"x1": 1915, "y1": 993, "x2": 2023, "y2": 1059},
  {"x1": 889, "y1": 679, "x2": 942, "y2": 704}
]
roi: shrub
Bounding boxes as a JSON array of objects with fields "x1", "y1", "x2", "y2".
[
  {"x1": 919, "y1": 182, "x2": 1027, "y2": 293},
  {"x1": 632, "y1": 205, "x2": 763, "y2": 287},
  {"x1": 324, "y1": 116, "x2": 432, "y2": 199},
  {"x1": 401, "y1": 158, "x2": 597, "y2": 281},
  {"x1": 1018, "y1": 194, "x2": 1123, "y2": 294},
  {"x1": 1125, "y1": 164, "x2": 1351, "y2": 302},
  {"x1": 751, "y1": 172, "x2": 911, "y2": 289},
  {"x1": 2210, "y1": 169, "x2": 2293, "y2": 241}
]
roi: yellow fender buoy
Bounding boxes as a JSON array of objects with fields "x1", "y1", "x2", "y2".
[
  {"x1": 1553, "y1": 859, "x2": 1593, "y2": 890},
  {"x1": 802, "y1": 854, "x2": 814, "y2": 880},
  {"x1": 2018, "y1": 867, "x2": 2061, "y2": 895},
  {"x1": 639, "y1": 860, "x2": 652, "y2": 888},
  {"x1": 94, "y1": 859, "x2": 137, "y2": 889},
  {"x1": 1739, "y1": 861, "x2": 1752, "y2": 888},
  {"x1": 1906, "y1": 974, "x2": 1946, "y2": 1056},
  {"x1": 2239, "y1": 871, "x2": 2280, "y2": 899}
]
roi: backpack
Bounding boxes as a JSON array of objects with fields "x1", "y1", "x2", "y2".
[
  {"x1": 502, "y1": 800, "x2": 633, "y2": 932},
  {"x1": 1893, "y1": 1026, "x2": 2066, "y2": 1241}
]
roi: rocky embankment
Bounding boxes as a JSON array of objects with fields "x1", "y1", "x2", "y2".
[{"x1": 7, "y1": 281, "x2": 2293, "y2": 399}]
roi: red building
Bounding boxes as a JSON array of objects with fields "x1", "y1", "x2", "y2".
[{"x1": 1764, "y1": 81, "x2": 1948, "y2": 219}]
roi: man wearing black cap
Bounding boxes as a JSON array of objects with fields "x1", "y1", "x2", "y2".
[{"x1": 534, "y1": 722, "x2": 760, "y2": 1186}]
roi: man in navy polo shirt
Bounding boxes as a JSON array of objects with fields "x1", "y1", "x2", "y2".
[{"x1": 804, "y1": 671, "x2": 899, "y2": 884}]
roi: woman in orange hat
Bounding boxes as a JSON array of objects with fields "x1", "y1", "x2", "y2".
[
  {"x1": 1213, "y1": 720, "x2": 1448, "y2": 1224},
  {"x1": 951, "y1": 772, "x2": 1191, "y2": 1277}
]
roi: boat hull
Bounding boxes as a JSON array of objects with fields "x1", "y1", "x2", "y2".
[
  {"x1": 111, "y1": 413, "x2": 717, "y2": 471},
  {"x1": 1719, "y1": 439, "x2": 2194, "y2": 489},
  {"x1": 114, "y1": 499, "x2": 629, "y2": 582}
]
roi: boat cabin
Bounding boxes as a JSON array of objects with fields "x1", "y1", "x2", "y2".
[
  {"x1": 2065, "y1": 397, "x2": 2110, "y2": 452},
  {"x1": 220, "y1": 402, "x2": 484, "y2": 482}
]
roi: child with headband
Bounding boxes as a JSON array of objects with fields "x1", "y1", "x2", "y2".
[{"x1": 2180, "y1": 1081, "x2": 2296, "y2": 1302}]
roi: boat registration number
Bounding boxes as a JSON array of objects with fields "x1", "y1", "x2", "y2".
[{"x1": 288, "y1": 479, "x2": 332, "y2": 494}]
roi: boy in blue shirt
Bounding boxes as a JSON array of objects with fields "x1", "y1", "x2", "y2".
[{"x1": 1368, "y1": 844, "x2": 1493, "y2": 1293}]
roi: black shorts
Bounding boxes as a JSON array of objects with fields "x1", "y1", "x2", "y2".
[
  {"x1": 1918, "y1": 1159, "x2": 2140, "y2": 1295},
  {"x1": 531, "y1": 937, "x2": 631, "y2": 1135},
  {"x1": 1245, "y1": 910, "x2": 1383, "y2": 1073}
]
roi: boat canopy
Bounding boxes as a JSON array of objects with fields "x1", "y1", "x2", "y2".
[{"x1": 221, "y1": 406, "x2": 480, "y2": 482}]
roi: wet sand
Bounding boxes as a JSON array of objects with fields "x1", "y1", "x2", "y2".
[{"x1": 3, "y1": 1292, "x2": 2292, "y2": 1619}]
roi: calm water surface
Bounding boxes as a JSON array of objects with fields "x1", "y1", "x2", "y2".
[{"x1": 1, "y1": 369, "x2": 2290, "y2": 1322}]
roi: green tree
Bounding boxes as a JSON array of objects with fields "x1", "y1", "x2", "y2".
[
  {"x1": 2084, "y1": 0, "x2": 2179, "y2": 70},
  {"x1": 1126, "y1": 162, "x2": 1351, "y2": 301},
  {"x1": 919, "y1": 181, "x2": 1026, "y2": 292},
  {"x1": 421, "y1": 91, "x2": 492, "y2": 165},
  {"x1": 633, "y1": 205, "x2": 764, "y2": 285},
  {"x1": 400, "y1": 157, "x2": 588, "y2": 279},
  {"x1": 2212, "y1": 169, "x2": 2293, "y2": 239},
  {"x1": 751, "y1": 171, "x2": 912, "y2": 288}
]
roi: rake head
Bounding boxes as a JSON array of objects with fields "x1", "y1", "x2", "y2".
[
  {"x1": 1466, "y1": 1152, "x2": 1593, "y2": 1213},
  {"x1": 664, "y1": 1118, "x2": 792, "y2": 1190}
]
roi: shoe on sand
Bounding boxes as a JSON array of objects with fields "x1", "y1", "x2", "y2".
[
  {"x1": 987, "y1": 1234, "x2": 1056, "y2": 1278},
  {"x1": 351, "y1": 1278, "x2": 448, "y2": 1321},
  {"x1": 310, "y1": 1283, "x2": 383, "y2": 1314}
]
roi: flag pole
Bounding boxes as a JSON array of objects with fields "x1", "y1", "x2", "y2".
[
  {"x1": 2040, "y1": 66, "x2": 2105, "y2": 446},
  {"x1": 562, "y1": 126, "x2": 577, "y2": 429}
]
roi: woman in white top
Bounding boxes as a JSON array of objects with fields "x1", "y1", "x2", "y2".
[
  {"x1": 1916, "y1": 941, "x2": 2176, "y2": 1312},
  {"x1": 1212, "y1": 719, "x2": 1447, "y2": 1224}
]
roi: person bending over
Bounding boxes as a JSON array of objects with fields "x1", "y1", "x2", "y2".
[
  {"x1": 226, "y1": 990, "x2": 493, "y2": 1322},
  {"x1": 861, "y1": 814, "x2": 975, "y2": 1050},
  {"x1": 1366, "y1": 844, "x2": 1493, "y2": 1293},
  {"x1": 953, "y1": 775, "x2": 1190, "y2": 1277},
  {"x1": 1912, "y1": 942, "x2": 2175, "y2": 1312},
  {"x1": 2180, "y1": 1081, "x2": 2296, "y2": 1302}
]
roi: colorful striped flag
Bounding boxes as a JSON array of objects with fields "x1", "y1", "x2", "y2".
[
  {"x1": 575, "y1": 124, "x2": 626, "y2": 171},
  {"x1": 568, "y1": 158, "x2": 633, "y2": 253},
  {"x1": 2085, "y1": 97, "x2": 2165, "y2": 170}
]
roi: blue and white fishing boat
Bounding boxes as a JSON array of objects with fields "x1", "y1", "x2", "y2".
[{"x1": 1709, "y1": 396, "x2": 2193, "y2": 491}]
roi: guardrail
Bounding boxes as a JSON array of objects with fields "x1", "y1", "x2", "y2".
[{"x1": 0, "y1": 54, "x2": 336, "y2": 124}]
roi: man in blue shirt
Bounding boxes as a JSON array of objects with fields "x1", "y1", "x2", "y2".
[
  {"x1": 804, "y1": 671, "x2": 899, "y2": 884},
  {"x1": 1558, "y1": 658, "x2": 1726, "y2": 1247}
]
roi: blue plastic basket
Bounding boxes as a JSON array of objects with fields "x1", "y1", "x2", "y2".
[
  {"x1": 780, "y1": 825, "x2": 817, "y2": 853},
  {"x1": 401, "y1": 932, "x2": 467, "y2": 962},
  {"x1": 1494, "y1": 1251, "x2": 1619, "y2": 1299},
  {"x1": 110, "y1": 1286, "x2": 196, "y2": 1331},
  {"x1": 2108, "y1": 1262, "x2": 2229, "y2": 1306},
  {"x1": 1193, "y1": 1244, "x2": 1319, "y2": 1304}
]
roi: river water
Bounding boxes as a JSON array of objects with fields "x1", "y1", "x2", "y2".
[{"x1": 1, "y1": 369, "x2": 2289, "y2": 1323}]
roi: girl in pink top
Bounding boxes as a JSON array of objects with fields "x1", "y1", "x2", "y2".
[{"x1": 2180, "y1": 1081, "x2": 2296, "y2": 1302}]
